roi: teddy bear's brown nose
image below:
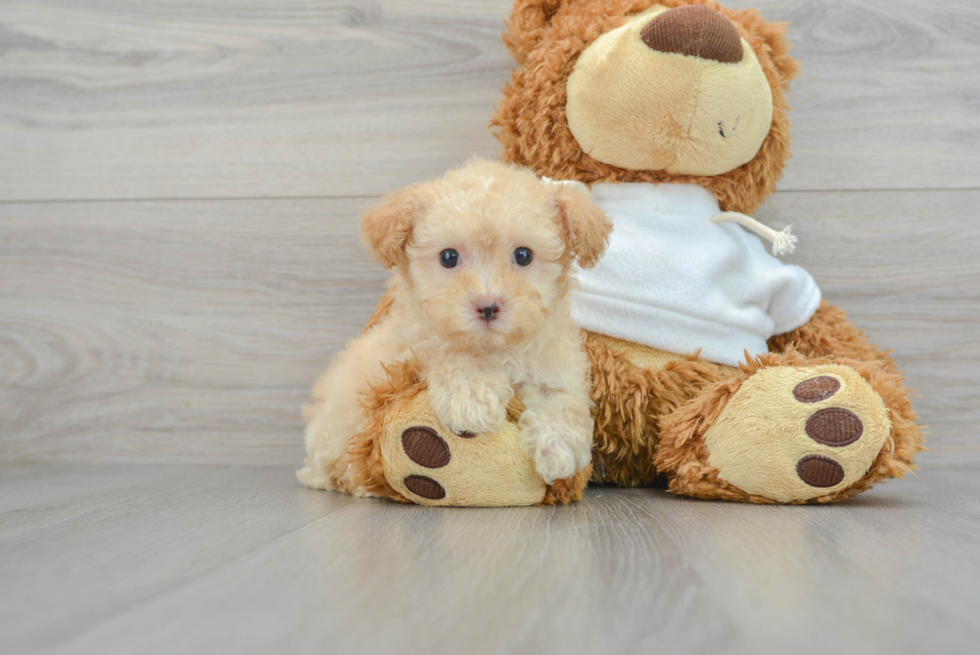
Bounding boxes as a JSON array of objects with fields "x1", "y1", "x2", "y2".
[{"x1": 640, "y1": 5, "x2": 743, "y2": 64}]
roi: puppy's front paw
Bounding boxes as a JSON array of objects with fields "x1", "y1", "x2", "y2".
[
  {"x1": 521, "y1": 406, "x2": 593, "y2": 485},
  {"x1": 531, "y1": 437, "x2": 578, "y2": 485},
  {"x1": 430, "y1": 378, "x2": 512, "y2": 436}
]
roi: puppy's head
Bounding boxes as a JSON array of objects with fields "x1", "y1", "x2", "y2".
[{"x1": 361, "y1": 158, "x2": 612, "y2": 348}]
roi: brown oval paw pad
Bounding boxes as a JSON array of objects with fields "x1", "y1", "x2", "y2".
[
  {"x1": 796, "y1": 455, "x2": 845, "y2": 488},
  {"x1": 806, "y1": 407, "x2": 863, "y2": 447},
  {"x1": 401, "y1": 427, "x2": 451, "y2": 468},
  {"x1": 793, "y1": 376, "x2": 841, "y2": 403},
  {"x1": 404, "y1": 475, "x2": 446, "y2": 500}
]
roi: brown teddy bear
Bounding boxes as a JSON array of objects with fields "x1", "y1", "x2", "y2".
[{"x1": 300, "y1": 0, "x2": 924, "y2": 506}]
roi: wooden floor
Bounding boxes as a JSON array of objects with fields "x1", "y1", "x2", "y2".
[
  {"x1": 1, "y1": 463, "x2": 979, "y2": 654},
  {"x1": 2, "y1": 2, "x2": 980, "y2": 653}
]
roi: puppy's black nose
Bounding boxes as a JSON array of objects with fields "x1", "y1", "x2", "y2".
[
  {"x1": 641, "y1": 5, "x2": 743, "y2": 64},
  {"x1": 477, "y1": 303, "x2": 500, "y2": 322}
]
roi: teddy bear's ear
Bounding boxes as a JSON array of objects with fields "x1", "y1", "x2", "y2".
[
  {"x1": 503, "y1": 0, "x2": 565, "y2": 64},
  {"x1": 553, "y1": 184, "x2": 613, "y2": 269},
  {"x1": 360, "y1": 184, "x2": 424, "y2": 269}
]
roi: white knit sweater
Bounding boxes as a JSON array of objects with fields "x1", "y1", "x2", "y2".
[{"x1": 571, "y1": 182, "x2": 821, "y2": 367}]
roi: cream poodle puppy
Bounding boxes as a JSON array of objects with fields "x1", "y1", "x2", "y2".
[{"x1": 298, "y1": 159, "x2": 612, "y2": 493}]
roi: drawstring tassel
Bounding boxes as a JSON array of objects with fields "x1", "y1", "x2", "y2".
[
  {"x1": 712, "y1": 211, "x2": 797, "y2": 256},
  {"x1": 540, "y1": 176, "x2": 590, "y2": 194}
]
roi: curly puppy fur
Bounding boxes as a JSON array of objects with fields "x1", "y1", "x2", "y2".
[
  {"x1": 493, "y1": 0, "x2": 798, "y2": 215},
  {"x1": 298, "y1": 159, "x2": 612, "y2": 493}
]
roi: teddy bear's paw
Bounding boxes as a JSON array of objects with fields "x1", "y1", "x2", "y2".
[
  {"x1": 378, "y1": 392, "x2": 548, "y2": 506},
  {"x1": 701, "y1": 365, "x2": 892, "y2": 503}
]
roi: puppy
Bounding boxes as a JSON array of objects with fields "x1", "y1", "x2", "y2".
[{"x1": 298, "y1": 159, "x2": 612, "y2": 493}]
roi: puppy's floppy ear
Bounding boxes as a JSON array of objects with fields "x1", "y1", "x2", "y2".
[
  {"x1": 553, "y1": 184, "x2": 612, "y2": 269},
  {"x1": 360, "y1": 184, "x2": 424, "y2": 269}
]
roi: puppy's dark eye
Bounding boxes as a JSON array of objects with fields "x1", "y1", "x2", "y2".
[
  {"x1": 514, "y1": 247, "x2": 533, "y2": 267},
  {"x1": 439, "y1": 249, "x2": 459, "y2": 269}
]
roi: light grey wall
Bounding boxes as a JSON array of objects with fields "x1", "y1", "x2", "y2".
[{"x1": 1, "y1": 0, "x2": 977, "y2": 465}]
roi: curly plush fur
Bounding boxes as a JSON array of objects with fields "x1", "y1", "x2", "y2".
[
  {"x1": 490, "y1": 0, "x2": 924, "y2": 503},
  {"x1": 493, "y1": 0, "x2": 798, "y2": 215},
  {"x1": 309, "y1": 0, "x2": 923, "y2": 506}
]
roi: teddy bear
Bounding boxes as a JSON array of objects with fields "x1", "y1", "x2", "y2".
[{"x1": 302, "y1": 0, "x2": 924, "y2": 506}]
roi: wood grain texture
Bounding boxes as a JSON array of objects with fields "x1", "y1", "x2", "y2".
[
  {"x1": 2, "y1": 4, "x2": 977, "y2": 652},
  {"x1": 1, "y1": 190, "x2": 978, "y2": 465},
  {"x1": 0, "y1": 197, "x2": 385, "y2": 464},
  {"x1": 1, "y1": 464, "x2": 979, "y2": 654},
  {"x1": 1, "y1": 0, "x2": 979, "y2": 201}
]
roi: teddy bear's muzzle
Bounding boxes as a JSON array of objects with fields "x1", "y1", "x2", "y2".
[{"x1": 640, "y1": 5, "x2": 743, "y2": 64}]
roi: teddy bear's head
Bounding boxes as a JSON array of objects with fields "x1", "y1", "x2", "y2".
[{"x1": 492, "y1": 0, "x2": 799, "y2": 214}]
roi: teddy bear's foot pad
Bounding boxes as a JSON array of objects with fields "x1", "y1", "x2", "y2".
[
  {"x1": 796, "y1": 455, "x2": 844, "y2": 488},
  {"x1": 403, "y1": 474, "x2": 446, "y2": 500},
  {"x1": 704, "y1": 366, "x2": 891, "y2": 502},
  {"x1": 401, "y1": 427, "x2": 452, "y2": 468},
  {"x1": 379, "y1": 393, "x2": 547, "y2": 506}
]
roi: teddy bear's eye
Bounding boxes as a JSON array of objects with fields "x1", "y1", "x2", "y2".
[
  {"x1": 439, "y1": 249, "x2": 459, "y2": 268},
  {"x1": 514, "y1": 247, "x2": 533, "y2": 267}
]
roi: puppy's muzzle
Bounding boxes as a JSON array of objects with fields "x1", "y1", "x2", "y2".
[{"x1": 475, "y1": 300, "x2": 501, "y2": 322}]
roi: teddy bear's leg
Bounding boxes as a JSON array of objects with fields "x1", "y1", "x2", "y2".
[
  {"x1": 341, "y1": 359, "x2": 591, "y2": 507},
  {"x1": 768, "y1": 301, "x2": 924, "y2": 480},
  {"x1": 584, "y1": 333, "x2": 741, "y2": 487},
  {"x1": 655, "y1": 303, "x2": 924, "y2": 503}
]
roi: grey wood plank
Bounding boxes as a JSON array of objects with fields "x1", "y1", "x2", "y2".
[
  {"x1": 0, "y1": 197, "x2": 384, "y2": 465},
  {"x1": 0, "y1": 463, "x2": 177, "y2": 517},
  {"x1": 638, "y1": 474, "x2": 980, "y2": 654},
  {"x1": 1, "y1": 0, "x2": 978, "y2": 202},
  {"x1": 738, "y1": 0, "x2": 980, "y2": 192},
  {"x1": 0, "y1": 465, "x2": 355, "y2": 654},
  {"x1": 57, "y1": 490, "x2": 746, "y2": 655},
  {"x1": 1, "y1": 190, "x2": 977, "y2": 465},
  {"x1": 0, "y1": 0, "x2": 510, "y2": 202},
  {"x1": 1, "y1": 464, "x2": 978, "y2": 655}
]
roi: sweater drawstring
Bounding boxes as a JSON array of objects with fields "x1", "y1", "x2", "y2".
[
  {"x1": 712, "y1": 212, "x2": 797, "y2": 256},
  {"x1": 540, "y1": 177, "x2": 798, "y2": 257},
  {"x1": 540, "y1": 176, "x2": 590, "y2": 194}
]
